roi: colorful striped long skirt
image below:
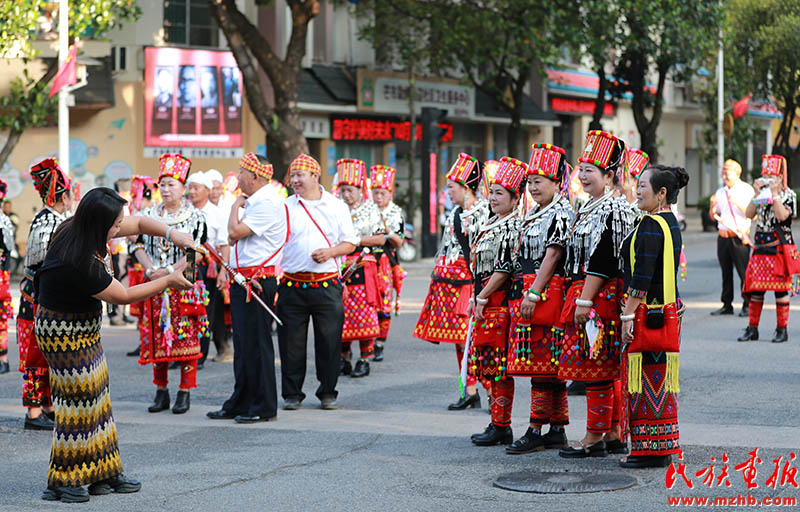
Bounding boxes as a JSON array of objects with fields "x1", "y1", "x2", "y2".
[
  {"x1": 35, "y1": 306, "x2": 123, "y2": 488},
  {"x1": 625, "y1": 351, "x2": 680, "y2": 456}
]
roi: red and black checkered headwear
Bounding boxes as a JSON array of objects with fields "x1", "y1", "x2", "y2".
[{"x1": 30, "y1": 157, "x2": 71, "y2": 206}]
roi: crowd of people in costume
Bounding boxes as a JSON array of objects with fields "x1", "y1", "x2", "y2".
[{"x1": 1, "y1": 128, "x2": 797, "y2": 502}]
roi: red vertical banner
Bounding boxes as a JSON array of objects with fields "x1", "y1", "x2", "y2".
[{"x1": 429, "y1": 152, "x2": 437, "y2": 234}]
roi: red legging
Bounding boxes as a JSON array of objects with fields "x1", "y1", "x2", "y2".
[
  {"x1": 153, "y1": 360, "x2": 198, "y2": 389},
  {"x1": 342, "y1": 340, "x2": 374, "y2": 359},
  {"x1": 585, "y1": 380, "x2": 622, "y2": 434}
]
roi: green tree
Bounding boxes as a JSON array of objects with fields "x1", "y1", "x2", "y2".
[
  {"x1": 209, "y1": 0, "x2": 319, "y2": 181},
  {"x1": 0, "y1": 0, "x2": 140, "y2": 170},
  {"x1": 726, "y1": 0, "x2": 800, "y2": 170},
  {"x1": 608, "y1": 0, "x2": 721, "y2": 162},
  {"x1": 429, "y1": 0, "x2": 577, "y2": 159}
]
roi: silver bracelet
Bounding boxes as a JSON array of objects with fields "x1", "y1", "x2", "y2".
[
  {"x1": 526, "y1": 292, "x2": 541, "y2": 303},
  {"x1": 620, "y1": 313, "x2": 636, "y2": 322},
  {"x1": 575, "y1": 298, "x2": 593, "y2": 307},
  {"x1": 475, "y1": 297, "x2": 489, "y2": 305},
  {"x1": 165, "y1": 226, "x2": 174, "y2": 242},
  {"x1": 145, "y1": 267, "x2": 154, "y2": 279}
]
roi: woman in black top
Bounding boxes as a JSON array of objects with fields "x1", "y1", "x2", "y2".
[
  {"x1": 619, "y1": 165, "x2": 689, "y2": 468},
  {"x1": 35, "y1": 188, "x2": 193, "y2": 503}
]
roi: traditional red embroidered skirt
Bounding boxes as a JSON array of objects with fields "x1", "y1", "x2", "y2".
[
  {"x1": 625, "y1": 352, "x2": 680, "y2": 456},
  {"x1": 342, "y1": 254, "x2": 380, "y2": 341},
  {"x1": 557, "y1": 279, "x2": 623, "y2": 382},
  {"x1": 0, "y1": 270, "x2": 13, "y2": 356},
  {"x1": 138, "y1": 284, "x2": 207, "y2": 364},
  {"x1": 468, "y1": 288, "x2": 510, "y2": 381},
  {"x1": 413, "y1": 256, "x2": 473, "y2": 344},
  {"x1": 744, "y1": 252, "x2": 793, "y2": 293},
  {"x1": 128, "y1": 264, "x2": 145, "y2": 317}
]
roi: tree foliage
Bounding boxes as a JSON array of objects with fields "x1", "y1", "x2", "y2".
[
  {"x1": 726, "y1": 0, "x2": 800, "y2": 169},
  {"x1": 0, "y1": 0, "x2": 140, "y2": 170}
]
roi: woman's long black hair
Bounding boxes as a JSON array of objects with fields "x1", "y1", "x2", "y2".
[{"x1": 48, "y1": 187, "x2": 127, "y2": 270}]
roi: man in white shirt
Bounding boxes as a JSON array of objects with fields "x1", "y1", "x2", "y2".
[
  {"x1": 207, "y1": 168, "x2": 235, "y2": 213},
  {"x1": 206, "y1": 153, "x2": 288, "y2": 423},
  {"x1": 187, "y1": 172, "x2": 231, "y2": 366},
  {"x1": 278, "y1": 154, "x2": 358, "y2": 411},
  {"x1": 709, "y1": 159, "x2": 755, "y2": 316}
]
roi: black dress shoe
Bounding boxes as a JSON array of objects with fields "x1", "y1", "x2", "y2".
[
  {"x1": 351, "y1": 358, "x2": 370, "y2": 378},
  {"x1": 542, "y1": 428, "x2": 569, "y2": 449},
  {"x1": 737, "y1": 326, "x2": 759, "y2": 342},
  {"x1": 559, "y1": 440, "x2": 607, "y2": 458},
  {"x1": 567, "y1": 381, "x2": 586, "y2": 396},
  {"x1": 605, "y1": 439, "x2": 629, "y2": 454},
  {"x1": 373, "y1": 343, "x2": 384, "y2": 362},
  {"x1": 147, "y1": 389, "x2": 170, "y2": 413},
  {"x1": 126, "y1": 346, "x2": 140, "y2": 357},
  {"x1": 283, "y1": 398, "x2": 301, "y2": 410},
  {"x1": 448, "y1": 392, "x2": 481, "y2": 410},
  {"x1": 471, "y1": 423, "x2": 493, "y2": 440},
  {"x1": 710, "y1": 306, "x2": 734, "y2": 316},
  {"x1": 42, "y1": 485, "x2": 89, "y2": 503},
  {"x1": 340, "y1": 357, "x2": 352, "y2": 376},
  {"x1": 620, "y1": 454, "x2": 672, "y2": 468},
  {"x1": 0, "y1": 360, "x2": 9, "y2": 374},
  {"x1": 45, "y1": 410, "x2": 55, "y2": 421},
  {"x1": 207, "y1": 409, "x2": 236, "y2": 420},
  {"x1": 88, "y1": 474, "x2": 142, "y2": 495},
  {"x1": 24, "y1": 414, "x2": 54, "y2": 430},
  {"x1": 506, "y1": 427, "x2": 545, "y2": 454},
  {"x1": 772, "y1": 327, "x2": 789, "y2": 343},
  {"x1": 320, "y1": 397, "x2": 338, "y2": 410},
  {"x1": 472, "y1": 424, "x2": 513, "y2": 446},
  {"x1": 234, "y1": 414, "x2": 276, "y2": 423},
  {"x1": 738, "y1": 306, "x2": 749, "y2": 317},
  {"x1": 172, "y1": 390, "x2": 190, "y2": 414}
]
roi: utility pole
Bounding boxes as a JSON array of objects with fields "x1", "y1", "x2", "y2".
[{"x1": 58, "y1": 0, "x2": 70, "y2": 175}]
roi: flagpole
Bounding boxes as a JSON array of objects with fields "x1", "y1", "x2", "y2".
[{"x1": 58, "y1": 0, "x2": 69, "y2": 176}]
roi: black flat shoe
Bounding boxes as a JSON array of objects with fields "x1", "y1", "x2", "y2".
[
  {"x1": 126, "y1": 346, "x2": 140, "y2": 357},
  {"x1": 448, "y1": 392, "x2": 481, "y2": 410},
  {"x1": 605, "y1": 439, "x2": 628, "y2": 454},
  {"x1": 88, "y1": 474, "x2": 142, "y2": 495},
  {"x1": 351, "y1": 359, "x2": 370, "y2": 378},
  {"x1": 147, "y1": 389, "x2": 170, "y2": 413},
  {"x1": 506, "y1": 427, "x2": 545, "y2": 454},
  {"x1": 472, "y1": 424, "x2": 513, "y2": 446},
  {"x1": 542, "y1": 428, "x2": 569, "y2": 449},
  {"x1": 234, "y1": 414, "x2": 276, "y2": 423},
  {"x1": 340, "y1": 357, "x2": 352, "y2": 376},
  {"x1": 373, "y1": 343, "x2": 384, "y2": 362},
  {"x1": 737, "y1": 326, "x2": 759, "y2": 342},
  {"x1": 471, "y1": 423, "x2": 493, "y2": 440},
  {"x1": 42, "y1": 485, "x2": 89, "y2": 503},
  {"x1": 206, "y1": 409, "x2": 236, "y2": 420},
  {"x1": 0, "y1": 360, "x2": 9, "y2": 374},
  {"x1": 172, "y1": 390, "x2": 190, "y2": 414},
  {"x1": 620, "y1": 454, "x2": 672, "y2": 468},
  {"x1": 772, "y1": 327, "x2": 789, "y2": 343},
  {"x1": 559, "y1": 440, "x2": 607, "y2": 458},
  {"x1": 25, "y1": 414, "x2": 54, "y2": 430},
  {"x1": 567, "y1": 381, "x2": 586, "y2": 396},
  {"x1": 710, "y1": 306, "x2": 734, "y2": 316}
]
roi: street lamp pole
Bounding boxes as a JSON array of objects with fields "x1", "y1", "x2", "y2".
[
  {"x1": 717, "y1": 24, "x2": 724, "y2": 183},
  {"x1": 58, "y1": 0, "x2": 70, "y2": 175}
]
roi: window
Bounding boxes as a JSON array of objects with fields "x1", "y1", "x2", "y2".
[
  {"x1": 111, "y1": 46, "x2": 127, "y2": 72},
  {"x1": 163, "y1": 0, "x2": 219, "y2": 47}
]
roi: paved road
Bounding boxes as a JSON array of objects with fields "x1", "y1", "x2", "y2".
[{"x1": 0, "y1": 227, "x2": 798, "y2": 511}]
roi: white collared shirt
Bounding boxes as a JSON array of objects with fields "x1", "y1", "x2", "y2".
[
  {"x1": 228, "y1": 184, "x2": 288, "y2": 268},
  {"x1": 199, "y1": 201, "x2": 228, "y2": 248},
  {"x1": 281, "y1": 186, "x2": 358, "y2": 273},
  {"x1": 714, "y1": 180, "x2": 754, "y2": 233}
]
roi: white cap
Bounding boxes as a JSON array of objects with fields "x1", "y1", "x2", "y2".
[
  {"x1": 206, "y1": 169, "x2": 223, "y2": 184},
  {"x1": 186, "y1": 172, "x2": 212, "y2": 190}
]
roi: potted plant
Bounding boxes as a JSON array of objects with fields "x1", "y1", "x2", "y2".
[{"x1": 697, "y1": 195, "x2": 716, "y2": 231}]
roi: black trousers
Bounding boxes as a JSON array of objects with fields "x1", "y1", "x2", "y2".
[
  {"x1": 277, "y1": 280, "x2": 343, "y2": 401},
  {"x1": 221, "y1": 277, "x2": 278, "y2": 418},
  {"x1": 199, "y1": 275, "x2": 228, "y2": 364},
  {"x1": 717, "y1": 235, "x2": 750, "y2": 308}
]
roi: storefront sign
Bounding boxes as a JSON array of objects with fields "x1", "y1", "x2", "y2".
[
  {"x1": 144, "y1": 46, "x2": 243, "y2": 148},
  {"x1": 331, "y1": 116, "x2": 453, "y2": 143},
  {"x1": 550, "y1": 96, "x2": 615, "y2": 116},
  {"x1": 358, "y1": 69, "x2": 474, "y2": 118},
  {"x1": 300, "y1": 115, "x2": 331, "y2": 139},
  {"x1": 143, "y1": 147, "x2": 243, "y2": 159}
]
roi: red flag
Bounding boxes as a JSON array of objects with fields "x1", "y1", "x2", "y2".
[
  {"x1": 49, "y1": 44, "x2": 78, "y2": 98},
  {"x1": 732, "y1": 94, "x2": 751, "y2": 119}
]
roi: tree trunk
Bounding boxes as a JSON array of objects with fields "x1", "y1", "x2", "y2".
[
  {"x1": 589, "y1": 62, "x2": 607, "y2": 131},
  {"x1": 0, "y1": 127, "x2": 23, "y2": 171},
  {"x1": 407, "y1": 62, "x2": 417, "y2": 220},
  {"x1": 506, "y1": 80, "x2": 526, "y2": 159}
]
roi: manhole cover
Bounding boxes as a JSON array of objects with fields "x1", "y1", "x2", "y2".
[{"x1": 494, "y1": 470, "x2": 638, "y2": 494}]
